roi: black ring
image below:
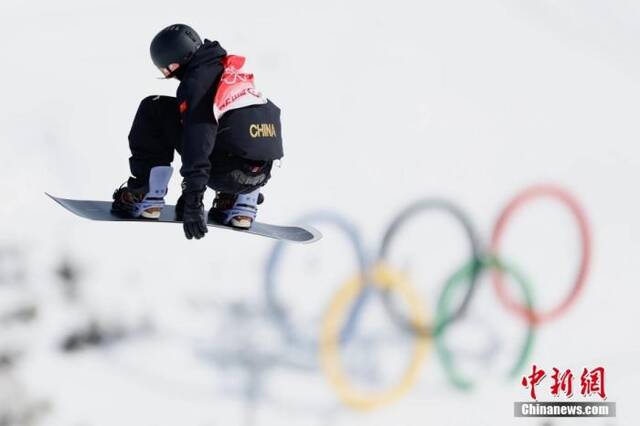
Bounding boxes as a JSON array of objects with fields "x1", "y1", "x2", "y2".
[{"x1": 377, "y1": 198, "x2": 483, "y2": 337}]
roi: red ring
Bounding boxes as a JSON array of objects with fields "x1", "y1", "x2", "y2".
[{"x1": 490, "y1": 185, "x2": 592, "y2": 325}]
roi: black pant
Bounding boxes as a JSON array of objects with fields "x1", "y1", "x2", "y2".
[{"x1": 127, "y1": 95, "x2": 272, "y2": 194}]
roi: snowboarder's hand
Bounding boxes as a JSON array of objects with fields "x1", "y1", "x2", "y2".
[{"x1": 181, "y1": 190, "x2": 208, "y2": 240}]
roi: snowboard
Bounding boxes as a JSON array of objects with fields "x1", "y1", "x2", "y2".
[{"x1": 46, "y1": 193, "x2": 321, "y2": 244}]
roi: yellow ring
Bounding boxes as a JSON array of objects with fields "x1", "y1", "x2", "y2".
[{"x1": 319, "y1": 263, "x2": 430, "y2": 411}]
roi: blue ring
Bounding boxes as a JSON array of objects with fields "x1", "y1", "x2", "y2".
[{"x1": 264, "y1": 211, "x2": 372, "y2": 350}]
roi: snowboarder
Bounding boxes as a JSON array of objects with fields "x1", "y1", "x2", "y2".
[{"x1": 111, "y1": 24, "x2": 283, "y2": 240}]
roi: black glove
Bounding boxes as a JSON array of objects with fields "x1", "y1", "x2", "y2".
[{"x1": 180, "y1": 190, "x2": 208, "y2": 240}]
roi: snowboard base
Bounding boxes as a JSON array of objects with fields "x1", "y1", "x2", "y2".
[{"x1": 46, "y1": 193, "x2": 321, "y2": 244}]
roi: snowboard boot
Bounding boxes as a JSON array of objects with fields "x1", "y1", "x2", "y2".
[
  {"x1": 111, "y1": 166, "x2": 173, "y2": 219},
  {"x1": 208, "y1": 188, "x2": 264, "y2": 229}
]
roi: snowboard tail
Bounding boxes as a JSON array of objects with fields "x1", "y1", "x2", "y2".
[{"x1": 46, "y1": 193, "x2": 321, "y2": 244}]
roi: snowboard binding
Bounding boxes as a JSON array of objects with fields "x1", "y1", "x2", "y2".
[
  {"x1": 112, "y1": 166, "x2": 173, "y2": 219},
  {"x1": 209, "y1": 188, "x2": 263, "y2": 229}
]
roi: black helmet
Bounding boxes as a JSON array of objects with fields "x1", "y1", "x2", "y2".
[{"x1": 150, "y1": 24, "x2": 202, "y2": 77}]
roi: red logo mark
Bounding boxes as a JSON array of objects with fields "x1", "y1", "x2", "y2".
[
  {"x1": 522, "y1": 364, "x2": 546, "y2": 400},
  {"x1": 580, "y1": 367, "x2": 606, "y2": 399},
  {"x1": 521, "y1": 365, "x2": 607, "y2": 400},
  {"x1": 550, "y1": 368, "x2": 574, "y2": 398}
]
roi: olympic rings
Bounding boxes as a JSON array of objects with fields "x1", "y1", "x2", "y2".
[
  {"x1": 378, "y1": 198, "x2": 483, "y2": 336},
  {"x1": 319, "y1": 264, "x2": 430, "y2": 411},
  {"x1": 490, "y1": 185, "x2": 592, "y2": 324},
  {"x1": 265, "y1": 184, "x2": 592, "y2": 409},
  {"x1": 434, "y1": 256, "x2": 536, "y2": 390},
  {"x1": 264, "y1": 212, "x2": 372, "y2": 348}
]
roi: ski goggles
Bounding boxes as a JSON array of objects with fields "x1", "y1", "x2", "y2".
[{"x1": 158, "y1": 63, "x2": 181, "y2": 79}]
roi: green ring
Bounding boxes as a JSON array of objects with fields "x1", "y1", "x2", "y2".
[{"x1": 434, "y1": 256, "x2": 536, "y2": 391}]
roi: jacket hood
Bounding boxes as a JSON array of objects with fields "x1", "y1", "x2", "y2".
[{"x1": 175, "y1": 39, "x2": 227, "y2": 80}]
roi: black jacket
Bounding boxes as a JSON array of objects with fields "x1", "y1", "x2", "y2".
[
  {"x1": 176, "y1": 40, "x2": 227, "y2": 193},
  {"x1": 176, "y1": 40, "x2": 283, "y2": 192}
]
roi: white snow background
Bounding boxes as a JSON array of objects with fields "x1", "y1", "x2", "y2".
[{"x1": 0, "y1": 0, "x2": 639, "y2": 425}]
